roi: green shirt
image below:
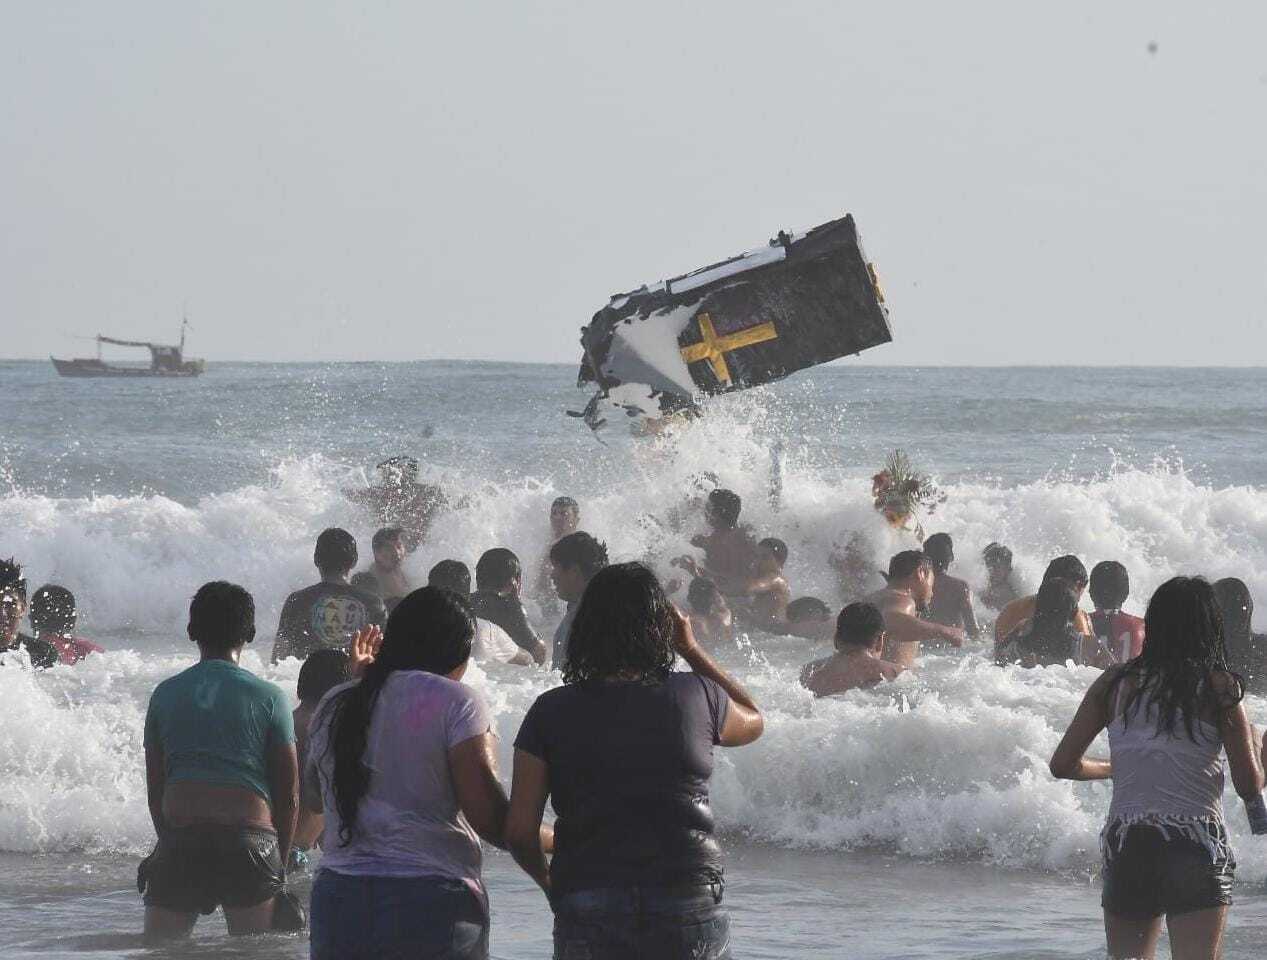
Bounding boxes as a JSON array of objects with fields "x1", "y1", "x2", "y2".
[{"x1": 144, "y1": 659, "x2": 295, "y2": 806}]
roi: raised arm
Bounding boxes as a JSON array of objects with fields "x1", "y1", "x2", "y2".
[
  {"x1": 671, "y1": 608, "x2": 763, "y2": 746},
  {"x1": 1049, "y1": 672, "x2": 1113, "y2": 781},
  {"x1": 885, "y1": 609, "x2": 965, "y2": 647}
]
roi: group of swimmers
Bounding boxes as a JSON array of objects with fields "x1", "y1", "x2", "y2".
[{"x1": 5, "y1": 481, "x2": 1267, "y2": 960}]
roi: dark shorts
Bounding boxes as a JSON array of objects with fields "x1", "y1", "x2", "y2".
[
  {"x1": 551, "y1": 883, "x2": 730, "y2": 960},
  {"x1": 139, "y1": 824, "x2": 285, "y2": 915},
  {"x1": 1101, "y1": 821, "x2": 1235, "y2": 918},
  {"x1": 310, "y1": 870, "x2": 488, "y2": 960}
]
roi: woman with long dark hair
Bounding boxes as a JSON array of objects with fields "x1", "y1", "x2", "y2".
[
  {"x1": 1213, "y1": 578, "x2": 1267, "y2": 695},
  {"x1": 305, "y1": 586, "x2": 529, "y2": 960},
  {"x1": 1050, "y1": 577, "x2": 1265, "y2": 960},
  {"x1": 997, "y1": 578, "x2": 1084, "y2": 667},
  {"x1": 506, "y1": 562, "x2": 763, "y2": 960}
]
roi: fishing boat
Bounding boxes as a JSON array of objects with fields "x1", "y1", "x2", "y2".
[{"x1": 51, "y1": 320, "x2": 206, "y2": 378}]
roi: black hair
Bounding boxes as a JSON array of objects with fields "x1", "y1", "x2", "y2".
[
  {"x1": 324, "y1": 586, "x2": 475, "y2": 845},
  {"x1": 563, "y1": 562, "x2": 676, "y2": 685},
  {"x1": 371, "y1": 526, "x2": 404, "y2": 552},
  {"x1": 30, "y1": 584, "x2": 76, "y2": 633},
  {"x1": 1043, "y1": 555, "x2": 1088, "y2": 589},
  {"x1": 551, "y1": 496, "x2": 579, "y2": 513},
  {"x1": 549, "y1": 532, "x2": 609, "y2": 579},
  {"x1": 188, "y1": 581, "x2": 256, "y2": 653},
  {"x1": 297, "y1": 648, "x2": 351, "y2": 703},
  {"x1": 885, "y1": 550, "x2": 929, "y2": 582},
  {"x1": 687, "y1": 576, "x2": 723, "y2": 614},
  {"x1": 1026, "y1": 578, "x2": 1079, "y2": 647},
  {"x1": 759, "y1": 537, "x2": 788, "y2": 567},
  {"x1": 835, "y1": 602, "x2": 885, "y2": 649},
  {"x1": 983, "y1": 543, "x2": 1013, "y2": 570},
  {"x1": 315, "y1": 528, "x2": 359, "y2": 577},
  {"x1": 1089, "y1": 561, "x2": 1130, "y2": 610},
  {"x1": 922, "y1": 533, "x2": 954, "y2": 573},
  {"x1": 475, "y1": 548, "x2": 521, "y2": 592},
  {"x1": 1105, "y1": 576, "x2": 1242, "y2": 742},
  {"x1": 707, "y1": 489, "x2": 742, "y2": 528},
  {"x1": 0, "y1": 558, "x2": 27, "y2": 602},
  {"x1": 349, "y1": 572, "x2": 381, "y2": 596},
  {"x1": 428, "y1": 559, "x2": 472, "y2": 596},
  {"x1": 786, "y1": 596, "x2": 831, "y2": 622},
  {"x1": 1213, "y1": 578, "x2": 1254, "y2": 642}
]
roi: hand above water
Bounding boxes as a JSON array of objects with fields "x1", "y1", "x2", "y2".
[{"x1": 349, "y1": 625, "x2": 383, "y2": 678}]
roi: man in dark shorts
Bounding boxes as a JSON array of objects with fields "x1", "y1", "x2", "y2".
[
  {"x1": 922, "y1": 534, "x2": 981, "y2": 640},
  {"x1": 273, "y1": 528, "x2": 386, "y2": 663},
  {"x1": 141, "y1": 581, "x2": 300, "y2": 940},
  {"x1": 0, "y1": 558, "x2": 58, "y2": 669},
  {"x1": 471, "y1": 548, "x2": 547, "y2": 665}
]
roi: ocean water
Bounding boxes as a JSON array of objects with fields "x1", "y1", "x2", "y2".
[{"x1": 2, "y1": 359, "x2": 1267, "y2": 959}]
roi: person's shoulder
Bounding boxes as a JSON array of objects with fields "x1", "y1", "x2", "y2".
[{"x1": 944, "y1": 574, "x2": 971, "y2": 597}]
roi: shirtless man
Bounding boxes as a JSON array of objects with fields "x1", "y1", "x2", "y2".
[
  {"x1": 532, "y1": 496, "x2": 581, "y2": 606},
  {"x1": 687, "y1": 577, "x2": 735, "y2": 647},
  {"x1": 922, "y1": 534, "x2": 980, "y2": 640},
  {"x1": 801, "y1": 602, "x2": 906, "y2": 696},
  {"x1": 344, "y1": 456, "x2": 445, "y2": 551},
  {"x1": 739, "y1": 537, "x2": 792, "y2": 627},
  {"x1": 868, "y1": 551, "x2": 965, "y2": 668},
  {"x1": 364, "y1": 527, "x2": 411, "y2": 608},
  {"x1": 980, "y1": 543, "x2": 1019, "y2": 612},
  {"x1": 685, "y1": 489, "x2": 759, "y2": 596}
]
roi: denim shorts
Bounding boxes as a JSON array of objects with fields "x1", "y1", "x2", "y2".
[
  {"x1": 310, "y1": 870, "x2": 488, "y2": 960},
  {"x1": 551, "y1": 883, "x2": 730, "y2": 960}
]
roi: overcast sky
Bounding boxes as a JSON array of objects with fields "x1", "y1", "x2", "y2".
[{"x1": 2, "y1": 2, "x2": 1264, "y2": 365}]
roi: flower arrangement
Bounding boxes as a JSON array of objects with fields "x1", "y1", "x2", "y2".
[{"x1": 871, "y1": 450, "x2": 945, "y2": 528}]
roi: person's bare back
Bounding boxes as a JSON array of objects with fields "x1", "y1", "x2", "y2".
[{"x1": 801, "y1": 650, "x2": 905, "y2": 697}]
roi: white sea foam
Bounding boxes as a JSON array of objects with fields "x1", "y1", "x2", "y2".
[{"x1": 2, "y1": 402, "x2": 1266, "y2": 875}]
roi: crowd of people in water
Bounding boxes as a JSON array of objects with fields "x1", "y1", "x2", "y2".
[{"x1": 2, "y1": 482, "x2": 1267, "y2": 960}]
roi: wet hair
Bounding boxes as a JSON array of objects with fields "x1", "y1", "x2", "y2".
[
  {"x1": 1105, "y1": 576, "x2": 1242, "y2": 742},
  {"x1": 549, "y1": 532, "x2": 609, "y2": 580},
  {"x1": 551, "y1": 496, "x2": 579, "y2": 513},
  {"x1": 759, "y1": 538, "x2": 788, "y2": 567},
  {"x1": 350, "y1": 572, "x2": 381, "y2": 596},
  {"x1": 188, "y1": 581, "x2": 256, "y2": 653},
  {"x1": 885, "y1": 550, "x2": 930, "y2": 583},
  {"x1": 563, "y1": 562, "x2": 676, "y2": 685},
  {"x1": 371, "y1": 526, "x2": 404, "y2": 553},
  {"x1": 922, "y1": 533, "x2": 954, "y2": 573},
  {"x1": 787, "y1": 596, "x2": 831, "y2": 622},
  {"x1": 1042, "y1": 555, "x2": 1087, "y2": 589},
  {"x1": 30, "y1": 585, "x2": 76, "y2": 634},
  {"x1": 297, "y1": 648, "x2": 351, "y2": 703},
  {"x1": 707, "y1": 489, "x2": 742, "y2": 528},
  {"x1": 428, "y1": 559, "x2": 472, "y2": 596},
  {"x1": 835, "y1": 602, "x2": 885, "y2": 650},
  {"x1": 475, "y1": 548, "x2": 521, "y2": 592},
  {"x1": 315, "y1": 528, "x2": 359, "y2": 577},
  {"x1": 687, "y1": 577, "x2": 724, "y2": 615},
  {"x1": 1089, "y1": 561, "x2": 1130, "y2": 610},
  {"x1": 1025, "y1": 578, "x2": 1079, "y2": 647},
  {"x1": 1213, "y1": 578, "x2": 1258, "y2": 687},
  {"x1": 1213, "y1": 578, "x2": 1254, "y2": 642},
  {"x1": 983, "y1": 543, "x2": 1013, "y2": 570},
  {"x1": 0, "y1": 558, "x2": 27, "y2": 602},
  {"x1": 324, "y1": 586, "x2": 475, "y2": 844}
]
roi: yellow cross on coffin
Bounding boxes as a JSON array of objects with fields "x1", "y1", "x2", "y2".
[{"x1": 679, "y1": 313, "x2": 778, "y2": 388}]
